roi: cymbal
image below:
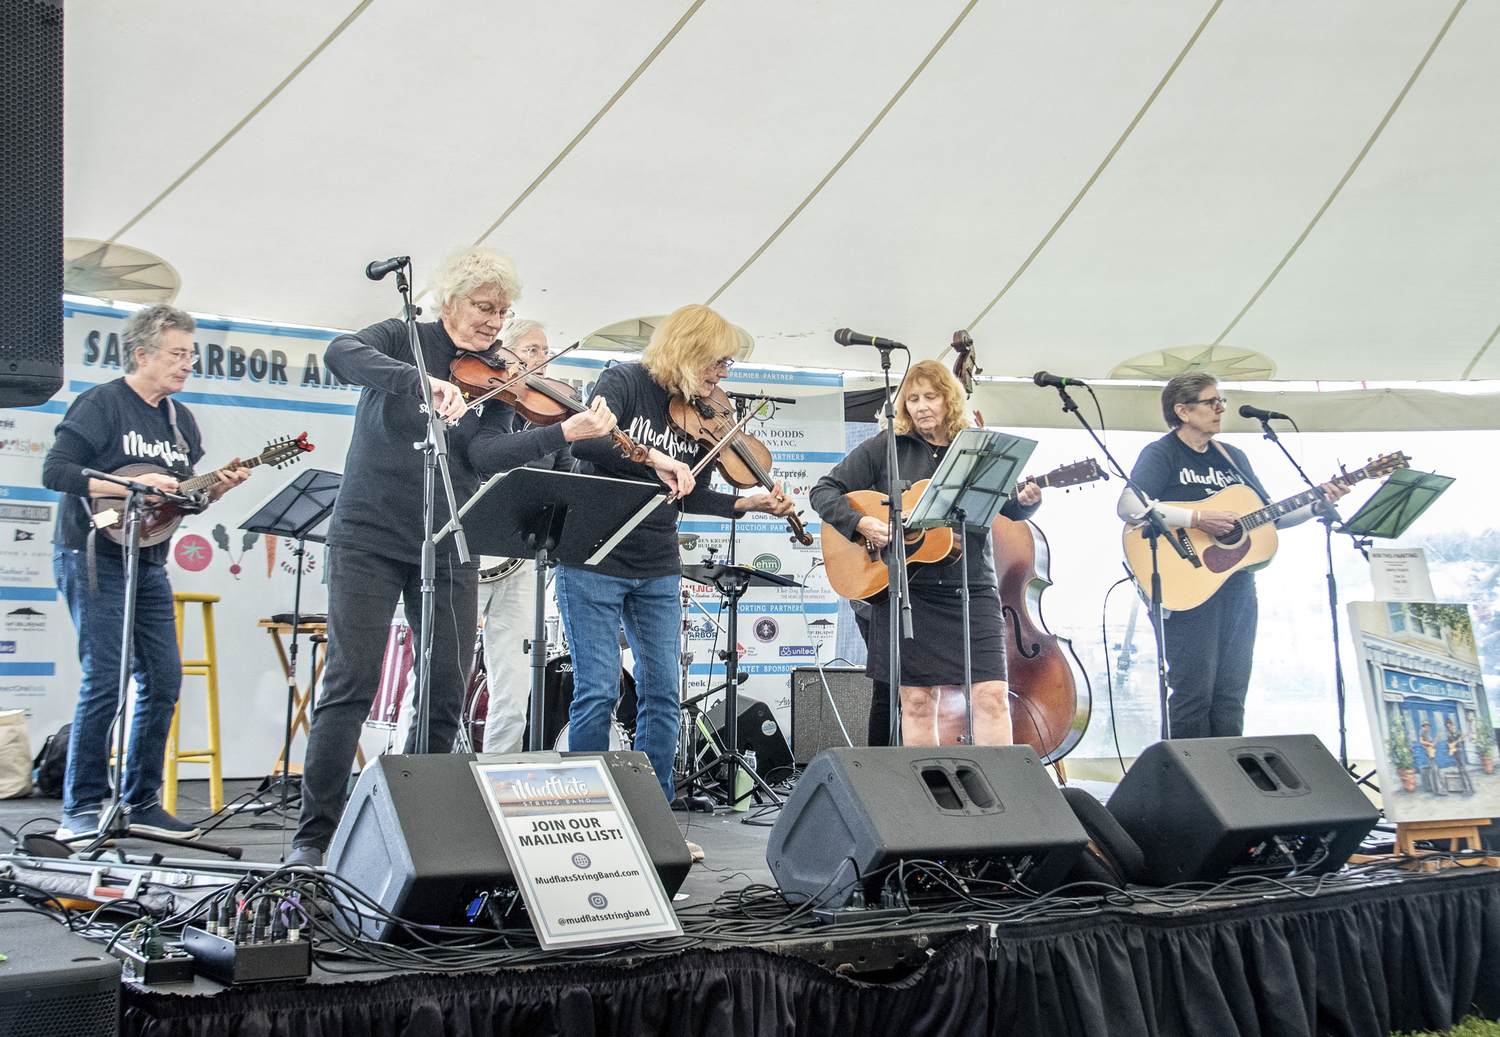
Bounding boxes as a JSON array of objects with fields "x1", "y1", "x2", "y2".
[{"x1": 681, "y1": 562, "x2": 801, "y2": 590}]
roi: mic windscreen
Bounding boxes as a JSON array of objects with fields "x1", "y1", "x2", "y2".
[{"x1": 833, "y1": 328, "x2": 854, "y2": 346}]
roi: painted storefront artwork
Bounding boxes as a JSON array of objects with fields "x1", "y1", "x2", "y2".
[{"x1": 1349, "y1": 601, "x2": 1497, "y2": 822}]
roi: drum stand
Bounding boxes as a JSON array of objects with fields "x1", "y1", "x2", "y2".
[{"x1": 672, "y1": 587, "x2": 718, "y2": 811}]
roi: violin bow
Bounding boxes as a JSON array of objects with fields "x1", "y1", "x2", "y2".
[{"x1": 459, "y1": 340, "x2": 583, "y2": 410}]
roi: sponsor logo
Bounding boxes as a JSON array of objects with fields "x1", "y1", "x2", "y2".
[
  {"x1": 0, "y1": 504, "x2": 49, "y2": 523},
  {"x1": 807, "y1": 618, "x2": 835, "y2": 630},
  {"x1": 752, "y1": 553, "x2": 782, "y2": 574},
  {"x1": 0, "y1": 641, "x2": 14, "y2": 654},
  {"x1": 761, "y1": 719, "x2": 779, "y2": 736},
  {"x1": 4, "y1": 606, "x2": 45, "y2": 632},
  {"x1": 778, "y1": 645, "x2": 815, "y2": 658},
  {"x1": 173, "y1": 534, "x2": 213, "y2": 572},
  {"x1": 753, "y1": 617, "x2": 778, "y2": 643},
  {"x1": 13, "y1": 529, "x2": 33, "y2": 542}
]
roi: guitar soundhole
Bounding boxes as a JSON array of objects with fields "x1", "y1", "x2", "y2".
[{"x1": 1003, "y1": 604, "x2": 1040, "y2": 659}]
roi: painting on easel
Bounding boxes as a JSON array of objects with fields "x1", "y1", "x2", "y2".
[{"x1": 1349, "y1": 601, "x2": 1497, "y2": 824}]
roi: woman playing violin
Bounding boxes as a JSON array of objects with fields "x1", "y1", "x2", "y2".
[
  {"x1": 557, "y1": 304, "x2": 796, "y2": 808},
  {"x1": 809, "y1": 360, "x2": 1042, "y2": 747},
  {"x1": 287, "y1": 247, "x2": 618, "y2": 868}
]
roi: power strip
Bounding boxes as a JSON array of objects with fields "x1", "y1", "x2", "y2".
[{"x1": 181, "y1": 925, "x2": 310, "y2": 985}]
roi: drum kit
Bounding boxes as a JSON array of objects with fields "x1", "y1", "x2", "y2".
[{"x1": 362, "y1": 536, "x2": 801, "y2": 806}]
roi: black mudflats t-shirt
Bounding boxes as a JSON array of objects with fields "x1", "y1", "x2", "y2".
[
  {"x1": 42, "y1": 378, "x2": 205, "y2": 566},
  {"x1": 1127, "y1": 433, "x2": 1270, "y2": 507}
]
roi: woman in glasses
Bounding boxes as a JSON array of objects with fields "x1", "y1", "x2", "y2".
[{"x1": 1117, "y1": 372, "x2": 1347, "y2": 738}]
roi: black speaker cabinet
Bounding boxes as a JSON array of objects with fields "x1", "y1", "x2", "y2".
[
  {"x1": 791, "y1": 666, "x2": 872, "y2": 763},
  {"x1": 0, "y1": 0, "x2": 64, "y2": 409},
  {"x1": 327, "y1": 751, "x2": 691, "y2": 941},
  {"x1": 0, "y1": 911, "x2": 120, "y2": 1037},
  {"x1": 767, "y1": 746, "x2": 1089, "y2": 909},
  {"x1": 1107, "y1": 735, "x2": 1379, "y2": 886},
  {"x1": 706, "y1": 695, "x2": 795, "y2": 779}
]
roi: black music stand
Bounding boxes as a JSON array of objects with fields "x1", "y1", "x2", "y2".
[
  {"x1": 239, "y1": 469, "x2": 341, "y2": 812},
  {"x1": 455, "y1": 467, "x2": 665, "y2": 751},
  {"x1": 1340, "y1": 468, "x2": 1454, "y2": 546},
  {"x1": 906, "y1": 429, "x2": 1034, "y2": 746},
  {"x1": 679, "y1": 561, "x2": 801, "y2": 809}
]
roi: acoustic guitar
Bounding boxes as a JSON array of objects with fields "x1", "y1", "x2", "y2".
[
  {"x1": 1121, "y1": 451, "x2": 1409, "y2": 611},
  {"x1": 822, "y1": 460, "x2": 1106, "y2": 602},
  {"x1": 91, "y1": 432, "x2": 315, "y2": 547}
]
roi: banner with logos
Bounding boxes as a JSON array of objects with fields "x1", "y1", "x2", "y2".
[{"x1": 0, "y1": 299, "x2": 843, "y2": 781}]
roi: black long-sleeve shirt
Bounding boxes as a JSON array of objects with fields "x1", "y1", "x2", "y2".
[
  {"x1": 810, "y1": 431, "x2": 1040, "y2": 592},
  {"x1": 567, "y1": 361, "x2": 739, "y2": 579},
  {"x1": 42, "y1": 378, "x2": 205, "y2": 566},
  {"x1": 324, "y1": 318, "x2": 568, "y2": 566}
]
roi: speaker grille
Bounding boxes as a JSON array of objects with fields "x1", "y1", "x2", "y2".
[
  {"x1": 0, "y1": 0, "x2": 65, "y2": 405},
  {"x1": 0, "y1": 988, "x2": 119, "y2": 1037},
  {"x1": 790, "y1": 667, "x2": 871, "y2": 764}
]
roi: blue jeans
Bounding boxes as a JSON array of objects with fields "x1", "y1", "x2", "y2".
[
  {"x1": 555, "y1": 567, "x2": 681, "y2": 802},
  {"x1": 54, "y1": 547, "x2": 182, "y2": 816}
]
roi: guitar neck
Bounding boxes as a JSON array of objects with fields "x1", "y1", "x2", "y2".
[{"x1": 1240, "y1": 472, "x2": 1363, "y2": 530}]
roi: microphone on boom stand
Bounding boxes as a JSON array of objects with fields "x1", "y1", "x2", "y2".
[{"x1": 365, "y1": 255, "x2": 410, "y2": 281}]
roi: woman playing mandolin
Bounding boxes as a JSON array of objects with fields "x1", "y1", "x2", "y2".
[{"x1": 809, "y1": 360, "x2": 1042, "y2": 746}]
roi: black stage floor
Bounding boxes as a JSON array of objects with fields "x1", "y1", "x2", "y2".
[{"x1": 5, "y1": 779, "x2": 1500, "y2": 1037}]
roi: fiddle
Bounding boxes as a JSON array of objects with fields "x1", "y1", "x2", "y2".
[
  {"x1": 448, "y1": 347, "x2": 649, "y2": 463},
  {"x1": 665, "y1": 385, "x2": 813, "y2": 546}
]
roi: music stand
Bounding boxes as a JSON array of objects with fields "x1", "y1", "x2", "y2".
[
  {"x1": 679, "y1": 561, "x2": 802, "y2": 808},
  {"x1": 239, "y1": 469, "x2": 341, "y2": 812},
  {"x1": 1339, "y1": 468, "x2": 1454, "y2": 545},
  {"x1": 906, "y1": 429, "x2": 1035, "y2": 746},
  {"x1": 454, "y1": 468, "x2": 665, "y2": 751}
]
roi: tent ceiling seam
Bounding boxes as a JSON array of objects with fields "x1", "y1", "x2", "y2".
[
  {"x1": 963, "y1": 0, "x2": 1223, "y2": 337},
  {"x1": 470, "y1": 0, "x2": 707, "y2": 248},
  {"x1": 106, "y1": 0, "x2": 377, "y2": 244},
  {"x1": 703, "y1": 0, "x2": 981, "y2": 308},
  {"x1": 1211, "y1": 0, "x2": 1469, "y2": 347},
  {"x1": 1460, "y1": 320, "x2": 1500, "y2": 380}
]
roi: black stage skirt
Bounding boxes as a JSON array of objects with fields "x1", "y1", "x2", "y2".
[{"x1": 867, "y1": 584, "x2": 1006, "y2": 687}]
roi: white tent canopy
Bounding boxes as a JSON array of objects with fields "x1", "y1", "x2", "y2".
[{"x1": 63, "y1": 0, "x2": 1500, "y2": 393}]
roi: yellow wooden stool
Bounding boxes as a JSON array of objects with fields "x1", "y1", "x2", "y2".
[{"x1": 165, "y1": 592, "x2": 223, "y2": 813}]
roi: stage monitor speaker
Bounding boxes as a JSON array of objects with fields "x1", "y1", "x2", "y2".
[
  {"x1": 327, "y1": 751, "x2": 691, "y2": 941},
  {"x1": 791, "y1": 666, "x2": 871, "y2": 763},
  {"x1": 767, "y1": 746, "x2": 1089, "y2": 909},
  {"x1": 1106, "y1": 734, "x2": 1379, "y2": 886},
  {"x1": 0, "y1": 0, "x2": 64, "y2": 409},
  {"x1": 706, "y1": 695, "x2": 795, "y2": 780},
  {"x1": 0, "y1": 910, "x2": 120, "y2": 1036}
]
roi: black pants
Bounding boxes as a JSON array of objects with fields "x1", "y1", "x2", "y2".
[
  {"x1": 1161, "y1": 570, "x2": 1258, "y2": 739},
  {"x1": 294, "y1": 545, "x2": 477, "y2": 851},
  {"x1": 853, "y1": 610, "x2": 893, "y2": 747}
]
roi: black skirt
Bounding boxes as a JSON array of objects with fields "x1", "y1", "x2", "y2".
[{"x1": 866, "y1": 584, "x2": 1007, "y2": 687}]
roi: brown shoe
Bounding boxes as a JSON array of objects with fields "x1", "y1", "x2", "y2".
[{"x1": 685, "y1": 839, "x2": 705, "y2": 864}]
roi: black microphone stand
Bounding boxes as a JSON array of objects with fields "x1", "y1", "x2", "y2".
[
  {"x1": 1253, "y1": 416, "x2": 1351, "y2": 767},
  {"x1": 76, "y1": 469, "x2": 241, "y2": 859},
  {"x1": 1042, "y1": 385, "x2": 1195, "y2": 740},
  {"x1": 387, "y1": 263, "x2": 471, "y2": 754},
  {"x1": 873, "y1": 347, "x2": 911, "y2": 745}
]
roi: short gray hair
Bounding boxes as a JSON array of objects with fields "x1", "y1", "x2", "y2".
[
  {"x1": 121, "y1": 304, "x2": 195, "y2": 374},
  {"x1": 500, "y1": 318, "x2": 546, "y2": 352},
  {"x1": 425, "y1": 247, "x2": 521, "y2": 316},
  {"x1": 1161, "y1": 371, "x2": 1218, "y2": 430}
]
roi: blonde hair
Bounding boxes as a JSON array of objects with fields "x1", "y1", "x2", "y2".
[
  {"x1": 426, "y1": 247, "x2": 521, "y2": 316},
  {"x1": 893, "y1": 359, "x2": 972, "y2": 441},
  {"x1": 641, "y1": 304, "x2": 737, "y2": 397}
]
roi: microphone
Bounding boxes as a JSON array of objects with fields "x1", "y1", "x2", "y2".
[
  {"x1": 1033, "y1": 371, "x2": 1087, "y2": 389},
  {"x1": 1239, "y1": 404, "x2": 1290, "y2": 422},
  {"x1": 364, "y1": 255, "x2": 410, "y2": 281},
  {"x1": 834, "y1": 328, "x2": 906, "y2": 349}
]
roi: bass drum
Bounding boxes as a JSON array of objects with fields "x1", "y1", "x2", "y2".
[{"x1": 522, "y1": 653, "x2": 637, "y2": 751}]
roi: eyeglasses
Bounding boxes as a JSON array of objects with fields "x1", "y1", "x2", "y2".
[
  {"x1": 1184, "y1": 396, "x2": 1228, "y2": 410},
  {"x1": 161, "y1": 349, "x2": 195, "y2": 364},
  {"x1": 711, "y1": 357, "x2": 735, "y2": 373},
  {"x1": 466, "y1": 297, "x2": 514, "y2": 321}
]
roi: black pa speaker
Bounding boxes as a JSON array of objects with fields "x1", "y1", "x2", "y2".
[
  {"x1": 791, "y1": 666, "x2": 872, "y2": 763},
  {"x1": 1106, "y1": 735, "x2": 1379, "y2": 886},
  {"x1": 0, "y1": 911, "x2": 120, "y2": 1037},
  {"x1": 327, "y1": 751, "x2": 691, "y2": 941},
  {"x1": 0, "y1": 0, "x2": 64, "y2": 409},
  {"x1": 767, "y1": 746, "x2": 1089, "y2": 909},
  {"x1": 706, "y1": 695, "x2": 795, "y2": 779}
]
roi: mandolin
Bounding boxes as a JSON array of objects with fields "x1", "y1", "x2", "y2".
[
  {"x1": 1121, "y1": 451, "x2": 1409, "y2": 611},
  {"x1": 91, "y1": 432, "x2": 314, "y2": 547}
]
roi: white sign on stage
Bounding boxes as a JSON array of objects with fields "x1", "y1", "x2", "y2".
[
  {"x1": 1369, "y1": 547, "x2": 1437, "y2": 603},
  {"x1": 470, "y1": 758, "x2": 683, "y2": 949}
]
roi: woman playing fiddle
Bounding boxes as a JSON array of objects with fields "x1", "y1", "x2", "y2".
[
  {"x1": 557, "y1": 304, "x2": 797, "y2": 808},
  {"x1": 809, "y1": 360, "x2": 1042, "y2": 747}
]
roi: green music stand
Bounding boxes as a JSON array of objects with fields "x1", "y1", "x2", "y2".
[{"x1": 1339, "y1": 468, "x2": 1455, "y2": 545}]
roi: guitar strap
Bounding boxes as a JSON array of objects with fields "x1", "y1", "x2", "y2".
[
  {"x1": 1210, "y1": 440, "x2": 1269, "y2": 505},
  {"x1": 165, "y1": 398, "x2": 193, "y2": 476}
]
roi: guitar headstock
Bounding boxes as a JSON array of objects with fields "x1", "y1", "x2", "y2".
[
  {"x1": 1341, "y1": 451, "x2": 1410, "y2": 485},
  {"x1": 1029, "y1": 458, "x2": 1107, "y2": 491},
  {"x1": 261, "y1": 432, "x2": 315, "y2": 470}
]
